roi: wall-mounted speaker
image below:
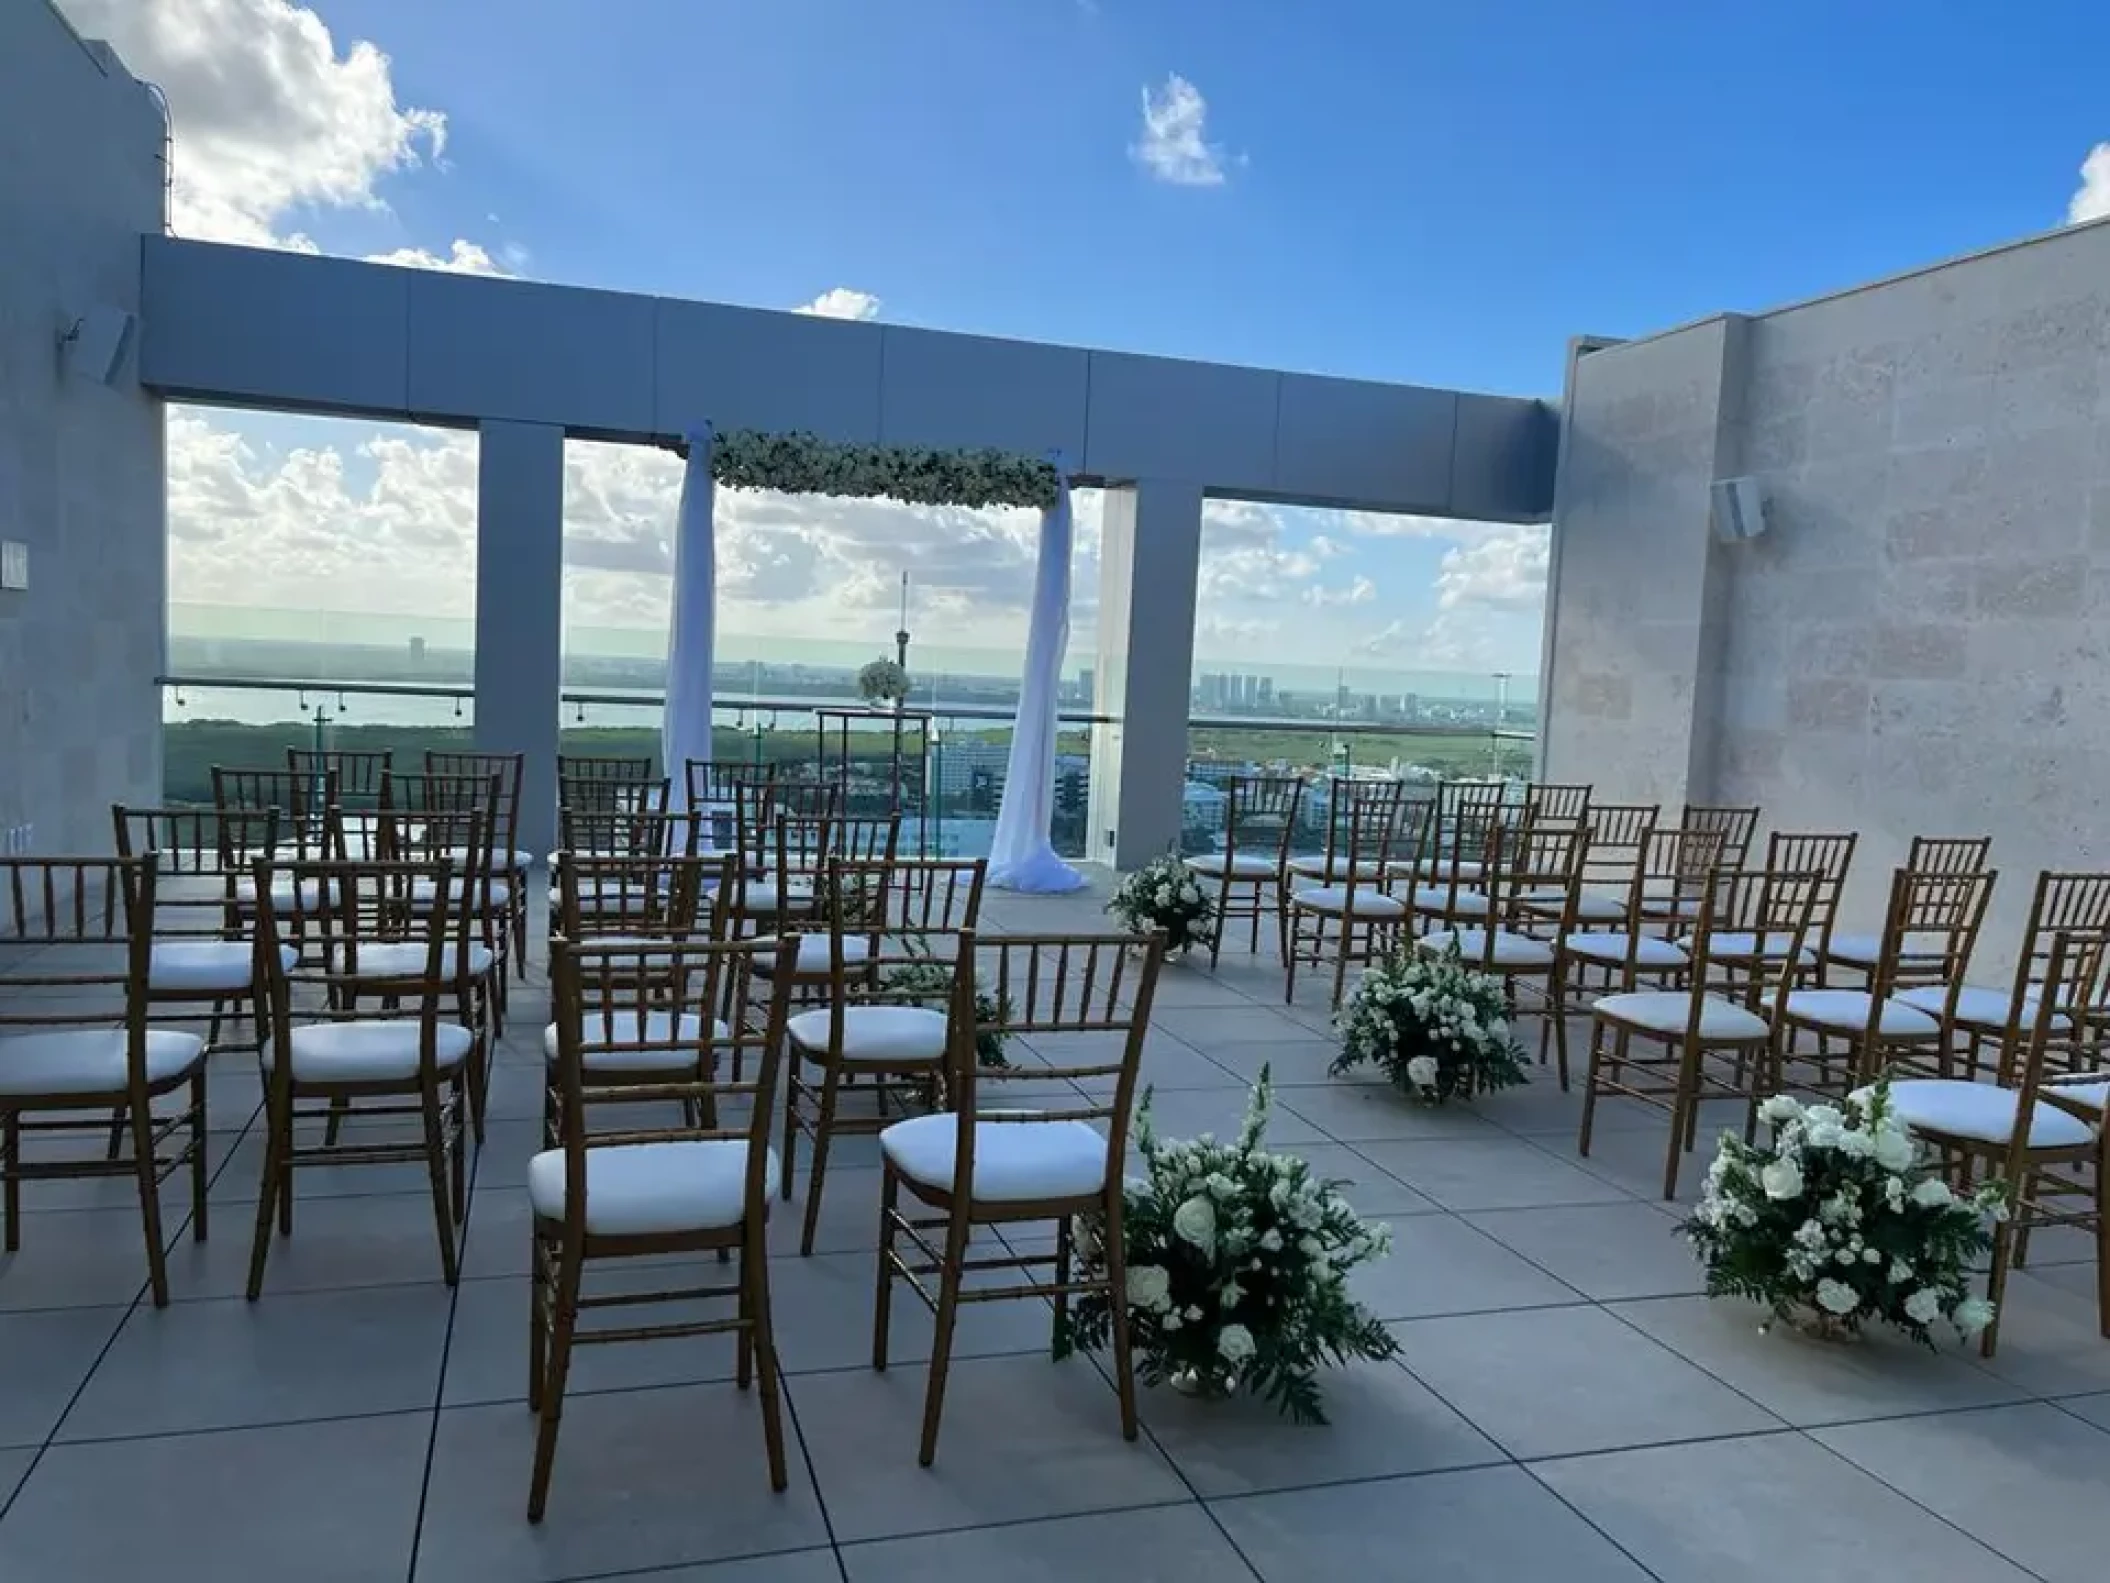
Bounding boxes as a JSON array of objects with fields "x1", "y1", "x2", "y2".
[
  {"x1": 62, "y1": 305, "x2": 136, "y2": 386},
  {"x1": 1710, "y1": 476, "x2": 1767, "y2": 544}
]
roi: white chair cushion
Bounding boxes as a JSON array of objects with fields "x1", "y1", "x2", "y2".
[
  {"x1": 1782, "y1": 989, "x2": 1941, "y2": 1039},
  {"x1": 410, "y1": 878, "x2": 513, "y2": 911},
  {"x1": 527, "y1": 1139, "x2": 771, "y2": 1236},
  {"x1": 0, "y1": 1028, "x2": 206, "y2": 1096},
  {"x1": 232, "y1": 876, "x2": 330, "y2": 913},
  {"x1": 1708, "y1": 931, "x2": 1818, "y2": 965},
  {"x1": 1292, "y1": 885, "x2": 1406, "y2": 919},
  {"x1": 149, "y1": 941, "x2": 297, "y2": 994},
  {"x1": 1186, "y1": 853, "x2": 1276, "y2": 879},
  {"x1": 1639, "y1": 893, "x2": 1703, "y2": 920},
  {"x1": 542, "y1": 1011, "x2": 728, "y2": 1071},
  {"x1": 881, "y1": 1112, "x2": 1108, "y2": 1203},
  {"x1": 1417, "y1": 928, "x2": 1554, "y2": 970},
  {"x1": 1894, "y1": 984, "x2": 2069, "y2": 1032},
  {"x1": 327, "y1": 942, "x2": 495, "y2": 981},
  {"x1": 1595, "y1": 990, "x2": 1769, "y2": 1042},
  {"x1": 787, "y1": 1004, "x2": 949, "y2": 1065},
  {"x1": 1888, "y1": 1079, "x2": 2095, "y2": 1150},
  {"x1": 755, "y1": 934, "x2": 874, "y2": 978},
  {"x1": 2045, "y1": 1079, "x2": 2110, "y2": 1114},
  {"x1": 1518, "y1": 889, "x2": 1626, "y2": 924},
  {"x1": 1414, "y1": 859, "x2": 1485, "y2": 882},
  {"x1": 735, "y1": 882, "x2": 815, "y2": 916},
  {"x1": 1823, "y1": 930, "x2": 1948, "y2": 968},
  {"x1": 1288, "y1": 855, "x2": 1386, "y2": 882},
  {"x1": 270, "y1": 1020, "x2": 473, "y2": 1083},
  {"x1": 1561, "y1": 932, "x2": 1689, "y2": 970},
  {"x1": 1409, "y1": 887, "x2": 1492, "y2": 917},
  {"x1": 447, "y1": 845, "x2": 533, "y2": 875}
]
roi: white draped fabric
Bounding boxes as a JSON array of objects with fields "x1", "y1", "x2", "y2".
[
  {"x1": 661, "y1": 426, "x2": 715, "y2": 812},
  {"x1": 988, "y1": 470, "x2": 1086, "y2": 893}
]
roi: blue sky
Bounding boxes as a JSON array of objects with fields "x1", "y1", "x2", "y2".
[{"x1": 71, "y1": 0, "x2": 2110, "y2": 680}]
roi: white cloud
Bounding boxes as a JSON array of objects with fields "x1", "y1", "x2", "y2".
[
  {"x1": 1435, "y1": 524, "x2": 1549, "y2": 613},
  {"x1": 1131, "y1": 74, "x2": 1231, "y2": 187},
  {"x1": 364, "y1": 240, "x2": 514, "y2": 276},
  {"x1": 2069, "y1": 143, "x2": 2110, "y2": 225},
  {"x1": 1302, "y1": 575, "x2": 1376, "y2": 608},
  {"x1": 795, "y1": 288, "x2": 883, "y2": 321}
]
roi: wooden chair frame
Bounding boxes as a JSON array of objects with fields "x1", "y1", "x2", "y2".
[
  {"x1": 1284, "y1": 784, "x2": 1411, "y2": 1009},
  {"x1": 1642, "y1": 804, "x2": 1759, "y2": 929},
  {"x1": 1705, "y1": 831, "x2": 1855, "y2": 1008},
  {"x1": 1818, "y1": 835, "x2": 1994, "y2": 989},
  {"x1": 1554, "y1": 826, "x2": 1725, "y2": 1019},
  {"x1": 875, "y1": 929, "x2": 1166, "y2": 1466},
  {"x1": 1523, "y1": 782, "x2": 1593, "y2": 827},
  {"x1": 427, "y1": 750, "x2": 531, "y2": 979},
  {"x1": 1184, "y1": 773, "x2": 1303, "y2": 968}
]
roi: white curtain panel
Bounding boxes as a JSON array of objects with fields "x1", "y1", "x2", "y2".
[
  {"x1": 988, "y1": 470, "x2": 1086, "y2": 893},
  {"x1": 661, "y1": 425, "x2": 716, "y2": 812}
]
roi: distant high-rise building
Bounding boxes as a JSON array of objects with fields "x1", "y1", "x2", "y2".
[
  {"x1": 1256, "y1": 676, "x2": 1274, "y2": 705},
  {"x1": 408, "y1": 636, "x2": 426, "y2": 667},
  {"x1": 1078, "y1": 667, "x2": 1095, "y2": 704}
]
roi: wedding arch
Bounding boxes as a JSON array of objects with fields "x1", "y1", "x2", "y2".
[{"x1": 662, "y1": 424, "x2": 1085, "y2": 893}]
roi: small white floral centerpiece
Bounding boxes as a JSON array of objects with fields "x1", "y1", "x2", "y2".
[
  {"x1": 1107, "y1": 853, "x2": 1216, "y2": 956},
  {"x1": 1683, "y1": 1079, "x2": 2005, "y2": 1345},
  {"x1": 1328, "y1": 944, "x2": 1528, "y2": 1104},
  {"x1": 1057, "y1": 1067, "x2": 1399, "y2": 1422},
  {"x1": 857, "y1": 657, "x2": 911, "y2": 706}
]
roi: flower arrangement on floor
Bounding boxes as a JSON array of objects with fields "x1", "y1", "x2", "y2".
[
  {"x1": 1327, "y1": 943, "x2": 1528, "y2": 1104},
  {"x1": 880, "y1": 950, "x2": 1012, "y2": 1070},
  {"x1": 1106, "y1": 853, "x2": 1217, "y2": 955},
  {"x1": 856, "y1": 657, "x2": 911, "y2": 706},
  {"x1": 1682, "y1": 1079, "x2": 2005, "y2": 1345},
  {"x1": 712, "y1": 430, "x2": 1061, "y2": 510},
  {"x1": 1056, "y1": 1067, "x2": 1399, "y2": 1423}
]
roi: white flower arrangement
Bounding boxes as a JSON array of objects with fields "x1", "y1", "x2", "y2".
[
  {"x1": 1329, "y1": 943, "x2": 1528, "y2": 1104},
  {"x1": 1683, "y1": 1078, "x2": 2007, "y2": 1345},
  {"x1": 713, "y1": 430, "x2": 1060, "y2": 510},
  {"x1": 1057, "y1": 1067, "x2": 1399, "y2": 1422},
  {"x1": 1107, "y1": 852, "x2": 1217, "y2": 955},
  {"x1": 856, "y1": 658, "x2": 911, "y2": 705}
]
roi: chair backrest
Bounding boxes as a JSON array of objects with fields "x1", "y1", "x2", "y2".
[
  {"x1": 1421, "y1": 779, "x2": 1509, "y2": 874},
  {"x1": 0, "y1": 855, "x2": 159, "y2": 1095},
  {"x1": 1763, "y1": 831, "x2": 1856, "y2": 950},
  {"x1": 559, "y1": 803, "x2": 675, "y2": 863},
  {"x1": 557, "y1": 757, "x2": 662, "y2": 821},
  {"x1": 1905, "y1": 835, "x2": 1992, "y2": 876},
  {"x1": 684, "y1": 757, "x2": 776, "y2": 812},
  {"x1": 426, "y1": 750, "x2": 523, "y2": 861},
  {"x1": 556, "y1": 852, "x2": 728, "y2": 945},
  {"x1": 1879, "y1": 865, "x2": 1995, "y2": 994},
  {"x1": 1524, "y1": 782, "x2": 1593, "y2": 826},
  {"x1": 1676, "y1": 865, "x2": 1825, "y2": 1023},
  {"x1": 1311, "y1": 777, "x2": 1408, "y2": 883},
  {"x1": 380, "y1": 772, "x2": 499, "y2": 884},
  {"x1": 1575, "y1": 803, "x2": 1659, "y2": 901},
  {"x1": 545, "y1": 933, "x2": 797, "y2": 1236},
  {"x1": 1487, "y1": 819, "x2": 1588, "y2": 952},
  {"x1": 810, "y1": 856, "x2": 988, "y2": 1038},
  {"x1": 833, "y1": 813, "x2": 902, "y2": 867},
  {"x1": 940, "y1": 929, "x2": 1166, "y2": 1202},
  {"x1": 212, "y1": 765, "x2": 338, "y2": 858},
  {"x1": 288, "y1": 747, "x2": 392, "y2": 809},
  {"x1": 113, "y1": 804, "x2": 280, "y2": 945},
  {"x1": 1991, "y1": 924, "x2": 2110, "y2": 1155},
  {"x1": 2007, "y1": 872, "x2": 2110, "y2": 1027},
  {"x1": 1221, "y1": 774, "x2": 1305, "y2": 872},
  {"x1": 1680, "y1": 804, "x2": 1761, "y2": 869},
  {"x1": 1630, "y1": 824, "x2": 1727, "y2": 927}
]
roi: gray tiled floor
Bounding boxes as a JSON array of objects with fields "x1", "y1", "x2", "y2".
[{"x1": 4, "y1": 872, "x2": 2110, "y2": 1580}]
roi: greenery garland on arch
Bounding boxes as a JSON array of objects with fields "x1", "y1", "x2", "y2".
[{"x1": 709, "y1": 429, "x2": 1061, "y2": 511}]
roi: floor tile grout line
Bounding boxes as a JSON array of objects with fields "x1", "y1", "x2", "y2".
[
  {"x1": 773, "y1": 1373, "x2": 853, "y2": 1582},
  {"x1": 403, "y1": 1127, "x2": 489, "y2": 1583},
  {"x1": 1793, "y1": 1430, "x2": 2055, "y2": 1582}
]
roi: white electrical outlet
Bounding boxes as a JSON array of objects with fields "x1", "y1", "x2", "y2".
[
  {"x1": 3, "y1": 825, "x2": 30, "y2": 856},
  {"x1": 0, "y1": 541, "x2": 26, "y2": 592}
]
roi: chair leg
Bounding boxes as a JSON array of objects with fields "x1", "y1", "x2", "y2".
[
  {"x1": 1206, "y1": 878, "x2": 1225, "y2": 971},
  {"x1": 1664, "y1": 1040, "x2": 1701, "y2": 1201},
  {"x1": 248, "y1": 1083, "x2": 291, "y2": 1300},
  {"x1": 917, "y1": 1212, "x2": 970, "y2": 1467},
  {"x1": 1099, "y1": 1182, "x2": 1140, "y2": 1442},
  {"x1": 105, "y1": 1105, "x2": 127, "y2": 1161},
  {"x1": 1329, "y1": 920, "x2": 1352, "y2": 1012},
  {"x1": 746, "y1": 1228, "x2": 790, "y2": 1492},
  {"x1": 1577, "y1": 1019, "x2": 1606, "y2": 1158},
  {"x1": 189, "y1": 1069, "x2": 211, "y2": 1243},
  {"x1": 1052, "y1": 1213, "x2": 1074, "y2": 1344},
  {"x1": 779, "y1": 1062, "x2": 801, "y2": 1202},
  {"x1": 527, "y1": 1248, "x2": 582, "y2": 1522},
  {"x1": 129, "y1": 1103, "x2": 171, "y2": 1309},
  {"x1": 3, "y1": 1113, "x2": 19, "y2": 1252},
  {"x1": 2094, "y1": 1158, "x2": 2110, "y2": 1341},
  {"x1": 1979, "y1": 1214, "x2": 2016, "y2": 1359},
  {"x1": 872, "y1": 1165, "x2": 900, "y2": 1370},
  {"x1": 1548, "y1": 975, "x2": 1571, "y2": 1092},
  {"x1": 422, "y1": 1087, "x2": 460, "y2": 1286},
  {"x1": 799, "y1": 1066, "x2": 845, "y2": 1257},
  {"x1": 527, "y1": 1237, "x2": 548, "y2": 1410}
]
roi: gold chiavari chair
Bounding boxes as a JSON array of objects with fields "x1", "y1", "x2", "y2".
[
  {"x1": 551, "y1": 804, "x2": 681, "y2": 951},
  {"x1": 1818, "y1": 835, "x2": 1993, "y2": 988},
  {"x1": 1284, "y1": 784, "x2": 1411, "y2": 1009},
  {"x1": 1581, "y1": 866, "x2": 1824, "y2": 1199},
  {"x1": 754, "y1": 814, "x2": 903, "y2": 990},
  {"x1": 1887, "y1": 922, "x2": 2110, "y2": 1357},
  {"x1": 1183, "y1": 773, "x2": 1303, "y2": 969},
  {"x1": 1524, "y1": 782, "x2": 1593, "y2": 827},
  {"x1": 544, "y1": 852, "x2": 735, "y2": 1139},
  {"x1": 1410, "y1": 779, "x2": 1510, "y2": 884},
  {"x1": 248, "y1": 858, "x2": 469, "y2": 1294},
  {"x1": 387, "y1": 769, "x2": 511, "y2": 1001},
  {"x1": 683, "y1": 756, "x2": 776, "y2": 825},
  {"x1": 0, "y1": 855, "x2": 207, "y2": 1306},
  {"x1": 1707, "y1": 831, "x2": 1855, "y2": 1007},
  {"x1": 556, "y1": 753, "x2": 658, "y2": 810},
  {"x1": 875, "y1": 929, "x2": 1166, "y2": 1466},
  {"x1": 1517, "y1": 802, "x2": 1658, "y2": 934},
  {"x1": 529, "y1": 933, "x2": 797, "y2": 1521},
  {"x1": 288, "y1": 749, "x2": 393, "y2": 851},
  {"x1": 1554, "y1": 826, "x2": 1726, "y2": 1020},
  {"x1": 1286, "y1": 775, "x2": 1405, "y2": 889},
  {"x1": 428, "y1": 749, "x2": 532, "y2": 976},
  {"x1": 1419, "y1": 818, "x2": 1588, "y2": 1086},
  {"x1": 1641, "y1": 804, "x2": 1760, "y2": 930},
  {"x1": 1776, "y1": 867, "x2": 1994, "y2": 1097},
  {"x1": 729, "y1": 809, "x2": 834, "y2": 936},
  {"x1": 783, "y1": 856, "x2": 987, "y2": 1256},
  {"x1": 212, "y1": 763, "x2": 339, "y2": 867}
]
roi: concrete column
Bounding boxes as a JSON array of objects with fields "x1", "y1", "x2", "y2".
[
  {"x1": 1088, "y1": 479, "x2": 1203, "y2": 870},
  {"x1": 474, "y1": 420, "x2": 565, "y2": 855}
]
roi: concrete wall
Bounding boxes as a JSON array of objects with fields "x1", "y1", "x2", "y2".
[
  {"x1": 0, "y1": 2, "x2": 166, "y2": 858},
  {"x1": 1545, "y1": 220, "x2": 2110, "y2": 947}
]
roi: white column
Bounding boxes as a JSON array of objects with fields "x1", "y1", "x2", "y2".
[
  {"x1": 474, "y1": 420, "x2": 564, "y2": 855},
  {"x1": 1088, "y1": 479, "x2": 1203, "y2": 870}
]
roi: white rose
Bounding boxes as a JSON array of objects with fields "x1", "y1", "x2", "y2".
[
  {"x1": 1872, "y1": 1129, "x2": 1915, "y2": 1172},
  {"x1": 1758, "y1": 1094, "x2": 1801, "y2": 1126},
  {"x1": 1259, "y1": 1228, "x2": 1283, "y2": 1252},
  {"x1": 1910, "y1": 1177, "x2": 1953, "y2": 1209},
  {"x1": 1172, "y1": 1196, "x2": 1218, "y2": 1254},
  {"x1": 1405, "y1": 1055, "x2": 1439, "y2": 1088},
  {"x1": 1814, "y1": 1278, "x2": 1861, "y2": 1315},
  {"x1": 1216, "y1": 1323, "x2": 1257, "y2": 1365},
  {"x1": 1953, "y1": 1296, "x2": 1995, "y2": 1337},
  {"x1": 1760, "y1": 1159, "x2": 1805, "y2": 1201},
  {"x1": 1902, "y1": 1287, "x2": 1943, "y2": 1325},
  {"x1": 1125, "y1": 1264, "x2": 1172, "y2": 1313}
]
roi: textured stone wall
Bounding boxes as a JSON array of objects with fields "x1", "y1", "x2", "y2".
[
  {"x1": 0, "y1": 4, "x2": 166, "y2": 856},
  {"x1": 1547, "y1": 222, "x2": 2110, "y2": 950}
]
